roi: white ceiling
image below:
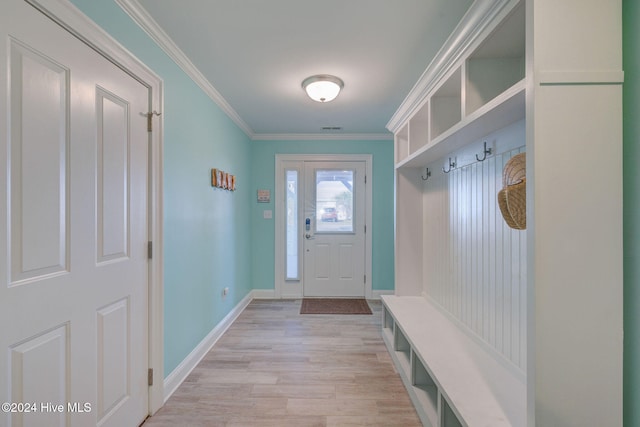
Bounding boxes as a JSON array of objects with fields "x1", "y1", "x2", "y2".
[{"x1": 131, "y1": 0, "x2": 473, "y2": 139}]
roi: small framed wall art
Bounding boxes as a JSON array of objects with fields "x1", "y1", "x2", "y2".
[{"x1": 211, "y1": 168, "x2": 236, "y2": 191}]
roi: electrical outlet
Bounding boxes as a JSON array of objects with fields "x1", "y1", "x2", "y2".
[{"x1": 222, "y1": 287, "x2": 229, "y2": 297}]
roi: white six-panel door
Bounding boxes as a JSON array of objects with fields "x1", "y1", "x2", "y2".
[{"x1": 0, "y1": 1, "x2": 149, "y2": 426}]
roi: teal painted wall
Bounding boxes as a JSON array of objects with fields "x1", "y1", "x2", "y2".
[
  {"x1": 624, "y1": 0, "x2": 639, "y2": 425},
  {"x1": 250, "y1": 140, "x2": 395, "y2": 292},
  {"x1": 70, "y1": 0, "x2": 253, "y2": 377}
]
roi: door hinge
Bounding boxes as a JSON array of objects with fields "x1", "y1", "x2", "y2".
[
  {"x1": 148, "y1": 368, "x2": 154, "y2": 386},
  {"x1": 146, "y1": 110, "x2": 162, "y2": 132},
  {"x1": 364, "y1": 274, "x2": 367, "y2": 284},
  {"x1": 364, "y1": 175, "x2": 367, "y2": 184},
  {"x1": 147, "y1": 241, "x2": 153, "y2": 259},
  {"x1": 364, "y1": 225, "x2": 367, "y2": 234}
]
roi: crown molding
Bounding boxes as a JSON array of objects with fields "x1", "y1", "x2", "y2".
[
  {"x1": 115, "y1": 0, "x2": 255, "y2": 138},
  {"x1": 386, "y1": 0, "x2": 521, "y2": 134},
  {"x1": 26, "y1": 0, "x2": 161, "y2": 87},
  {"x1": 252, "y1": 133, "x2": 392, "y2": 142}
]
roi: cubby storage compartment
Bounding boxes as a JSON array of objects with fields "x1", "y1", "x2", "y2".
[
  {"x1": 381, "y1": 305, "x2": 394, "y2": 346},
  {"x1": 441, "y1": 397, "x2": 463, "y2": 427},
  {"x1": 465, "y1": 3, "x2": 525, "y2": 115},
  {"x1": 430, "y1": 68, "x2": 461, "y2": 139},
  {"x1": 393, "y1": 326, "x2": 411, "y2": 374},
  {"x1": 409, "y1": 101, "x2": 429, "y2": 154},
  {"x1": 395, "y1": 124, "x2": 409, "y2": 163},
  {"x1": 383, "y1": 305, "x2": 394, "y2": 330},
  {"x1": 412, "y1": 351, "x2": 438, "y2": 426}
]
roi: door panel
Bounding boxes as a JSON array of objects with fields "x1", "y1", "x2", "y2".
[
  {"x1": 338, "y1": 243, "x2": 355, "y2": 279},
  {"x1": 0, "y1": 1, "x2": 149, "y2": 426},
  {"x1": 314, "y1": 243, "x2": 330, "y2": 279},
  {"x1": 97, "y1": 299, "x2": 129, "y2": 420},
  {"x1": 303, "y1": 162, "x2": 366, "y2": 297},
  {"x1": 10, "y1": 324, "x2": 68, "y2": 427},
  {"x1": 97, "y1": 88, "x2": 130, "y2": 263},
  {"x1": 9, "y1": 38, "x2": 69, "y2": 284}
]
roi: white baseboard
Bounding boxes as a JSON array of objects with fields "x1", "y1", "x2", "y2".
[
  {"x1": 258, "y1": 289, "x2": 391, "y2": 300},
  {"x1": 163, "y1": 291, "x2": 253, "y2": 402},
  {"x1": 251, "y1": 289, "x2": 276, "y2": 299},
  {"x1": 371, "y1": 290, "x2": 394, "y2": 300}
]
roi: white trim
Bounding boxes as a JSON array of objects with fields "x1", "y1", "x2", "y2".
[
  {"x1": 537, "y1": 70, "x2": 625, "y2": 85},
  {"x1": 275, "y1": 154, "x2": 374, "y2": 300},
  {"x1": 371, "y1": 289, "x2": 394, "y2": 300},
  {"x1": 115, "y1": 0, "x2": 254, "y2": 137},
  {"x1": 386, "y1": 0, "x2": 520, "y2": 133},
  {"x1": 252, "y1": 133, "x2": 392, "y2": 141},
  {"x1": 147, "y1": 79, "x2": 164, "y2": 415},
  {"x1": 251, "y1": 289, "x2": 277, "y2": 299},
  {"x1": 163, "y1": 292, "x2": 253, "y2": 402},
  {"x1": 282, "y1": 164, "x2": 303, "y2": 287},
  {"x1": 26, "y1": 0, "x2": 161, "y2": 87},
  {"x1": 25, "y1": 0, "x2": 165, "y2": 414}
]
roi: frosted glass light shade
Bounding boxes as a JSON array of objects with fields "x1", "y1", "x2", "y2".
[{"x1": 302, "y1": 75, "x2": 344, "y2": 102}]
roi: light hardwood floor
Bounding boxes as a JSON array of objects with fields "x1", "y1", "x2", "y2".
[{"x1": 142, "y1": 299, "x2": 421, "y2": 426}]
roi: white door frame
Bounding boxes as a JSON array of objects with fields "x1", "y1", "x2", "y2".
[
  {"x1": 275, "y1": 154, "x2": 373, "y2": 299},
  {"x1": 26, "y1": 0, "x2": 165, "y2": 414}
]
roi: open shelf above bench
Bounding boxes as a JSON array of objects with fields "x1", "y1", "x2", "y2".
[
  {"x1": 394, "y1": 1, "x2": 525, "y2": 170},
  {"x1": 397, "y1": 80, "x2": 524, "y2": 169}
]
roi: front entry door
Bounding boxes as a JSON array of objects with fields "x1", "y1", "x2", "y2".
[
  {"x1": 0, "y1": 1, "x2": 149, "y2": 426},
  {"x1": 303, "y1": 162, "x2": 366, "y2": 297}
]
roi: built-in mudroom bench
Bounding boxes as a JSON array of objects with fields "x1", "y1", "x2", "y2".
[
  {"x1": 384, "y1": 0, "x2": 624, "y2": 425},
  {"x1": 381, "y1": 296, "x2": 524, "y2": 427}
]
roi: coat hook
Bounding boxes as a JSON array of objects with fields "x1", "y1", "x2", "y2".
[
  {"x1": 476, "y1": 141, "x2": 492, "y2": 162},
  {"x1": 145, "y1": 110, "x2": 162, "y2": 132},
  {"x1": 421, "y1": 167, "x2": 431, "y2": 181},
  {"x1": 442, "y1": 157, "x2": 456, "y2": 174},
  {"x1": 144, "y1": 110, "x2": 162, "y2": 118}
]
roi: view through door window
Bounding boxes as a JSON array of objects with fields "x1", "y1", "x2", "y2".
[{"x1": 315, "y1": 169, "x2": 354, "y2": 233}]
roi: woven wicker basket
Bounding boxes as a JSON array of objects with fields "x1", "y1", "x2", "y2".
[
  {"x1": 502, "y1": 152, "x2": 526, "y2": 186},
  {"x1": 498, "y1": 153, "x2": 526, "y2": 230},
  {"x1": 498, "y1": 180, "x2": 526, "y2": 229}
]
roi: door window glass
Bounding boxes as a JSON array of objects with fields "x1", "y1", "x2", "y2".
[
  {"x1": 315, "y1": 169, "x2": 354, "y2": 233},
  {"x1": 285, "y1": 169, "x2": 299, "y2": 280}
]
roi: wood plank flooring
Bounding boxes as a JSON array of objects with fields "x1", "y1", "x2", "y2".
[{"x1": 142, "y1": 299, "x2": 421, "y2": 426}]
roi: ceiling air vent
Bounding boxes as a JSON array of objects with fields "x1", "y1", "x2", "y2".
[{"x1": 321, "y1": 126, "x2": 342, "y2": 131}]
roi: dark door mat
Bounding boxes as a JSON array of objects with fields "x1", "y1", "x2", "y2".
[{"x1": 300, "y1": 298, "x2": 372, "y2": 315}]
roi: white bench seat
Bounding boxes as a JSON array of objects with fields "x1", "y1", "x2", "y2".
[{"x1": 381, "y1": 295, "x2": 525, "y2": 427}]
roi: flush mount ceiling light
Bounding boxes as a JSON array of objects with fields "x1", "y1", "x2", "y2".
[{"x1": 302, "y1": 75, "x2": 344, "y2": 103}]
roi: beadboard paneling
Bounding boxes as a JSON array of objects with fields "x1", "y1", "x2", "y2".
[{"x1": 423, "y1": 137, "x2": 526, "y2": 371}]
